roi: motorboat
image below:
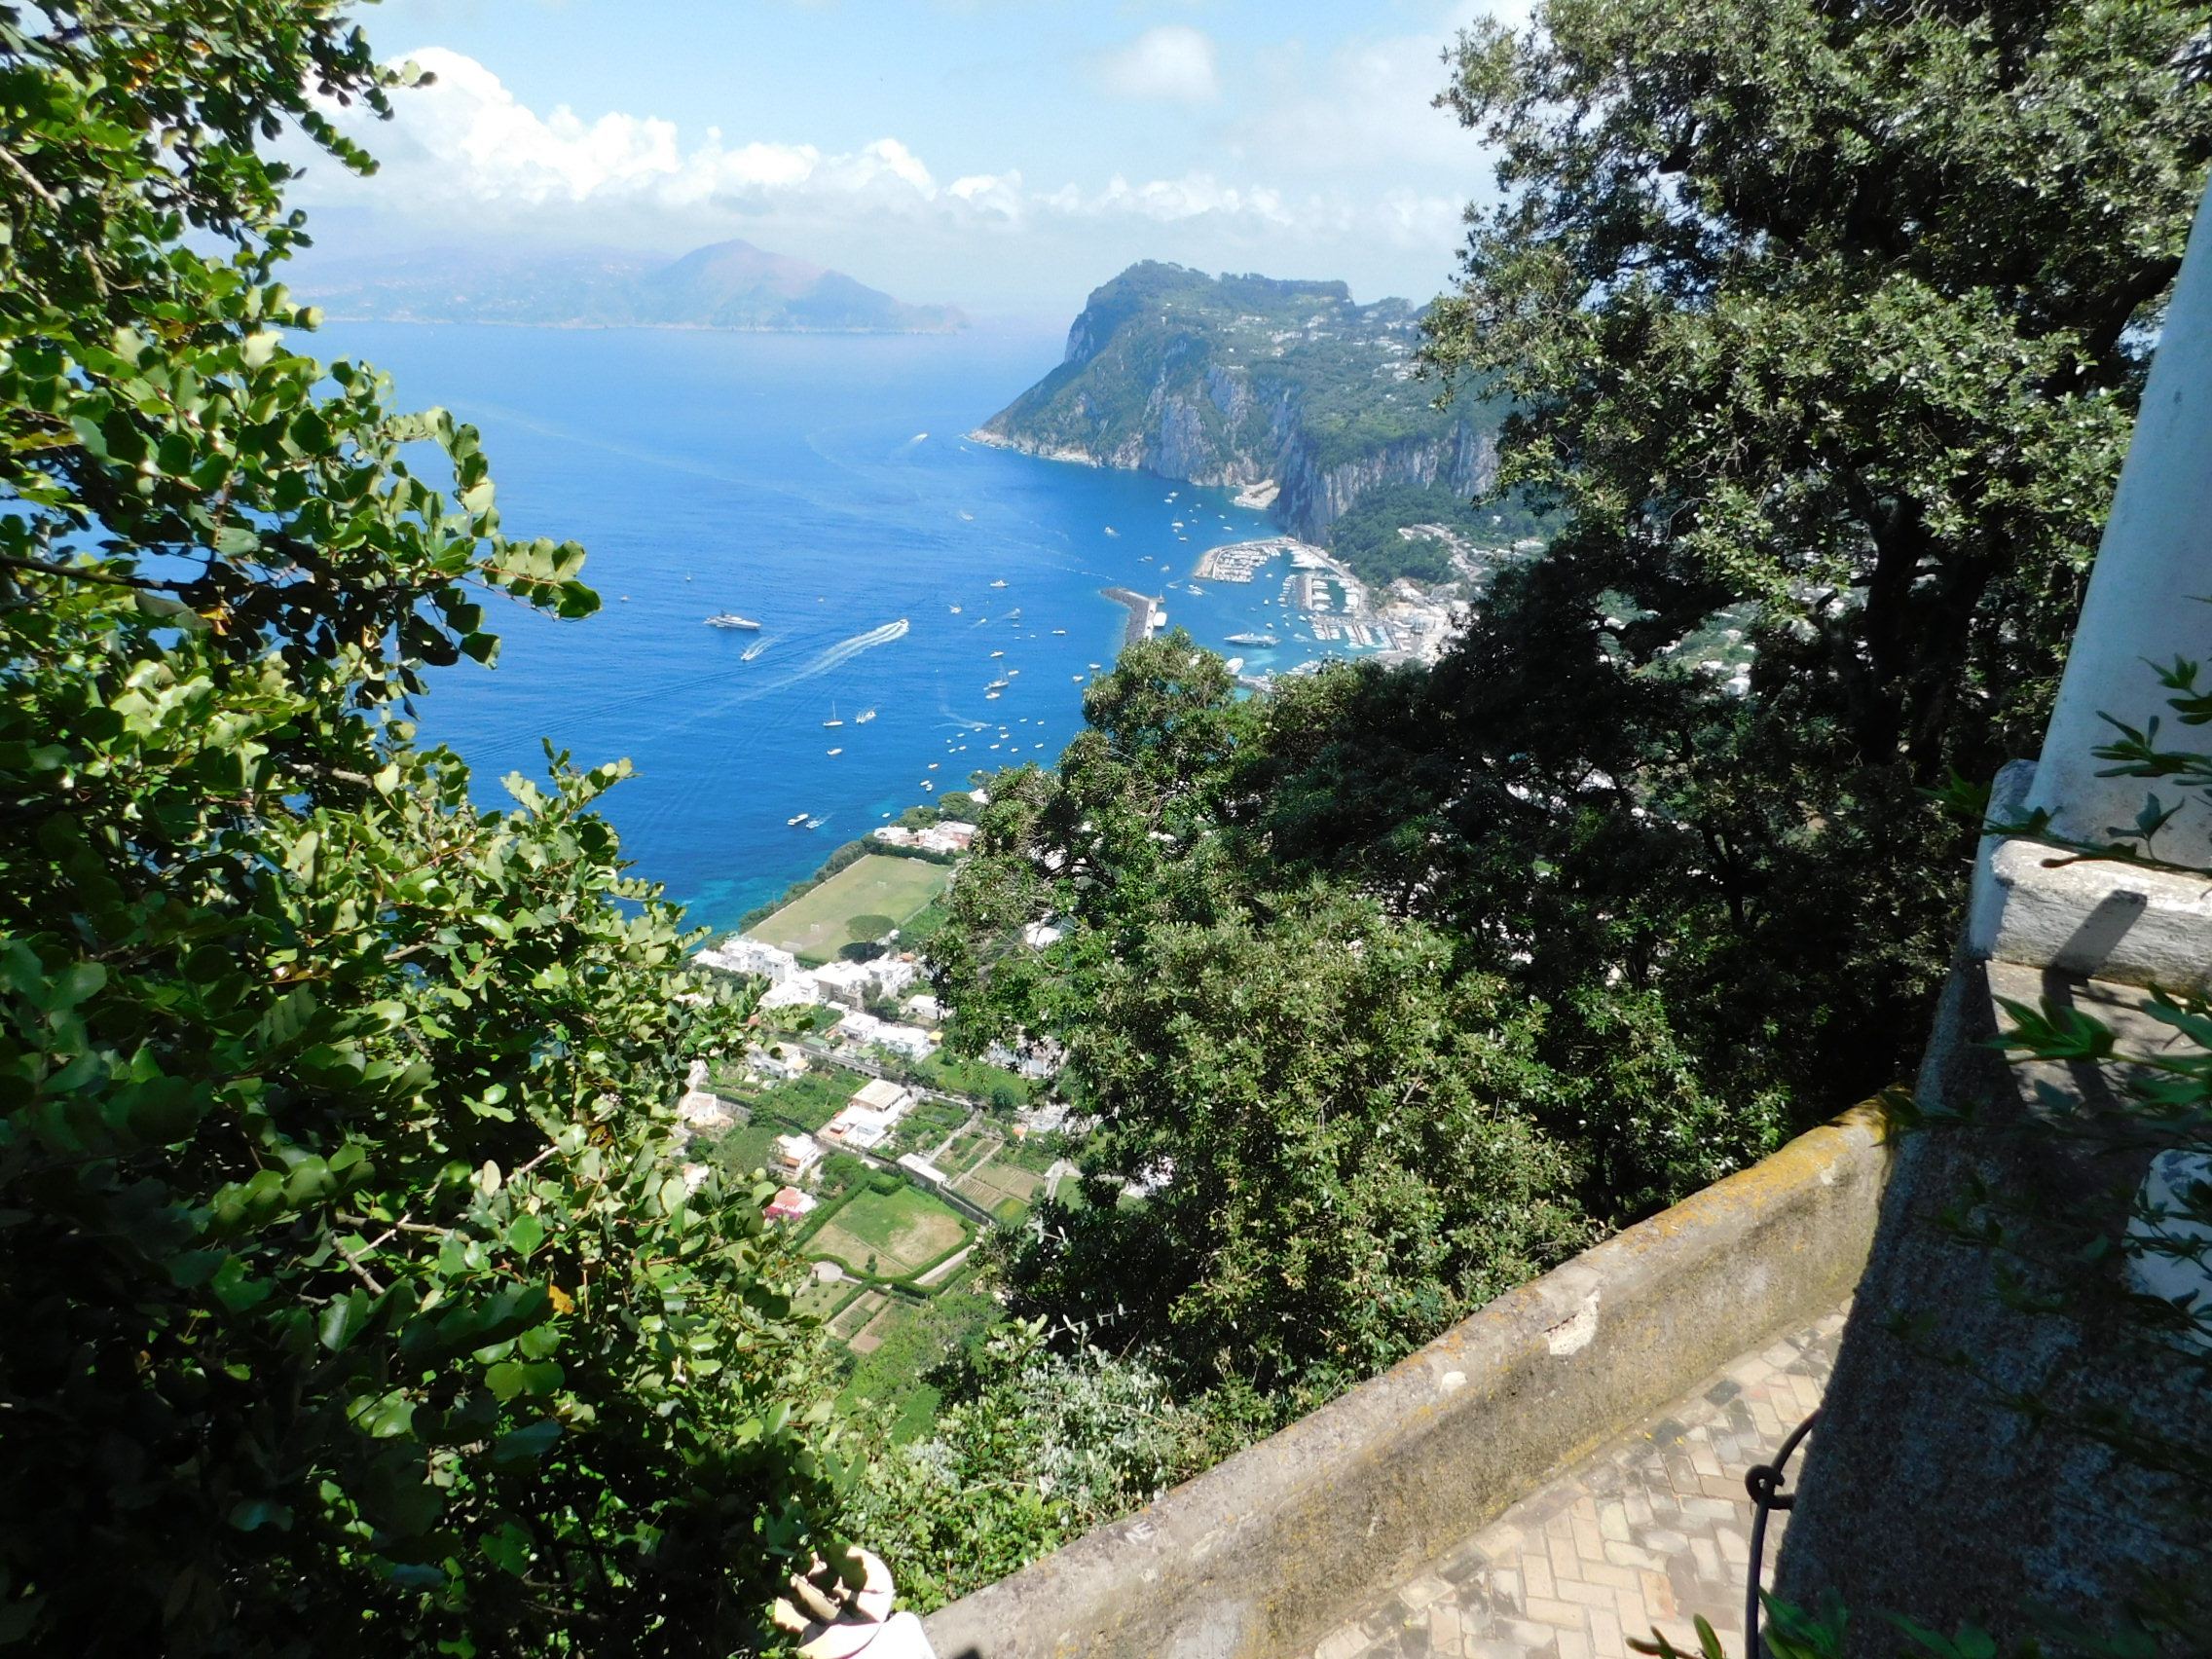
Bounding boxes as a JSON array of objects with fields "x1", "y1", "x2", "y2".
[
  {"x1": 705, "y1": 613, "x2": 761, "y2": 630},
  {"x1": 787, "y1": 812, "x2": 808, "y2": 826},
  {"x1": 827, "y1": 747, "x2": 843, "y2": 756},
  {"x1": 856, "y1": 709, "x2": 877, "y2": 723}
]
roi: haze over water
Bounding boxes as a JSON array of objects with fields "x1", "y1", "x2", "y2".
[{"x1": 319, "y1": 322, "x2": 1357, "y2": 933}]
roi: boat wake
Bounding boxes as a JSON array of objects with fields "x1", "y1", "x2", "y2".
[{"x1": 795, "y1": 617, "x2": 909, "y2": 681}]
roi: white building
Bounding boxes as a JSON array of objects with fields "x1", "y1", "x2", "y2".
[
  {"x1": 677, "y1": 1058, "x2": 731, "y2": 1129},
  {"x1": 809, "y1": 958, "x2": 875, "y2": 1010},
  {"x1": 746, "y1": 1042, "x2": 809, "y2": 1083},
  {"x1": 808, "y1": 955, "x2": 920, "y2": 1011},
  {"x1": 837, "y1": 1010, "x2": 937, "y2": 1062},
  {"x1": 822, "y1": 1077, "x2": 918, "y2": 1152},
  {"x1": 870, "y1": 822, "x2": 977, "y2": 855},
  {"x1": 897, "y1": 1153, "x2": 949, "y2": 1186},
  {"x1": 775, "y1": 1132, "x2": 826, "y2": 1179},
  {"x1": 757, "y1": 977, "x2": 821, "y2": 1012},
  {"x1": 694, "y1": 937, "x2": 799, "y2": 983}
]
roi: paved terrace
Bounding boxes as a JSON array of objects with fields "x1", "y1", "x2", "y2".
[{"x1": 1314, "y1": 1306, "x2": 1846, "y2": 1659}]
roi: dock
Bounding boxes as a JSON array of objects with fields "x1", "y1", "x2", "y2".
[{"x1": 1102, "y1": 586, "x2": 1161, "y2": 646}]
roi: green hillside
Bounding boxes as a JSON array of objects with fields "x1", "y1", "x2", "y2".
[{"x1": 977, "y1": 263, "x2": 1511, "y2": 562}]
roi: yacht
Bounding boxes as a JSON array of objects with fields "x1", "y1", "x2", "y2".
[
  {"x1": 787, "y1": 812, "x2": 808, "y2": 827},
  {"x1": 1225, "y1": 631, "x2": 1279, "y2": 647},
  {"x1": 705, "y1": 613, "x2": 761, "y2": 630},
  {"x1": 823, "y1": 703, "x2": 844, "y2": 728}
]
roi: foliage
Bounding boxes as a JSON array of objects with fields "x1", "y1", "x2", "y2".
[
  {"x1": 1324, "y1": 480, "x2": 1551, "y2": 589},
  {"x1": 934, "y1": 637, "x2": 1594, "y2": 1399},
  {"x1": 979, "y1": 261, "x2": 1506, "y2": 533},
  {"x1": 1403, "y1": 0, "x2": 2212, "y2": 1120},
  {"x1": 845, "y1": 1317, "x2": 1205, "y2": 1612},
  {"x1": 0, "y1": 4, "x2": 844, "y2": 1652}
]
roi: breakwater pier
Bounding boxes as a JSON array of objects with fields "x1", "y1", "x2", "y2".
[{"x1": 1101, "y1": 586, "x2": 1161, "y2": 646}]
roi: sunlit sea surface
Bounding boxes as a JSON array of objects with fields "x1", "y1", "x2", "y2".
[{"x1": 315, "y1": 321, "x2": 1363, "y2": 933}]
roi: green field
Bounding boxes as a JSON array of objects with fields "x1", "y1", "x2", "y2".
[
  {"x1": 748, "y1": 855, "x2": 951, "y2": 964},
  {"x1": 812, "y1": 1184, "x2": 970, "y2": 1276}
]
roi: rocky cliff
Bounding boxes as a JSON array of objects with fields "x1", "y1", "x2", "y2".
[{"x1": 974, "y1": 263, "x2": 1499, "y2": 543}]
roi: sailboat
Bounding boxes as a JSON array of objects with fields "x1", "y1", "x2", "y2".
[{"x1": 823, "y1": 703, "x2": 844, "y2": 728}]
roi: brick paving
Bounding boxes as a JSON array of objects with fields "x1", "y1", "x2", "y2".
[{"x1": 1311, "y1": 1305, "x2": 1849, "y2": 1659}]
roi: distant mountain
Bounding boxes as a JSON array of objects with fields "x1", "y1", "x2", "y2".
[
  {"x1": 973, "y1": 262, "x2": 1503, "y2": 546},
  {"x1": 295, "y1": 238, "x2": 967, "y2": 334}
]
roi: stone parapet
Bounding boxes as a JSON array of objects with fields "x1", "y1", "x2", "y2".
[{"x1": 922, "y1": 1107, "x2": 1893, "y2": 1659}]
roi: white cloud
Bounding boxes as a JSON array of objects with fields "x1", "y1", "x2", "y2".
[
  {"x1": 293, "y1": 48, "x2": 1471, "y2": 310},
  {"x1": 1095, "y1": 25, "x2": 1220, "y2": 105},
  {"x1": 307, "y1": 49, "x2": 1453, "y2": 240},
  {"x1": 1239, "y1": 10, "x2": 1493, "y2": 175}
]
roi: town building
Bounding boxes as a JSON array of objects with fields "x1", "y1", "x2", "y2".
[
  {"x1": 775, "y1": 1132, "x2": 826, "y2": 1179},
  {"x1": 837, "y1": 1010, "x2": 937, "y2": 1061},
  {"x1": 869, "y1": 821, "x2": 978, "y2": 856},
  {"x1": 745, "y1": 1042, "x2": 809, "y2": 1083},
  {"x1": 821, "y1": 1077, "x2": 918, "y2": 1151},
  {"x1": 763, "y1": 1186, "x2": 816, "y2": 1223},
  {"x1": 692, "y1": 936, "x2": 799, "y2": 983}
]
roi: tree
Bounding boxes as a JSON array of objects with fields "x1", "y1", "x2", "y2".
[
  {"x1": 0, "y1": 4, "x2": 843, "y2": 1652},
  {"x1": 937, "y1": 639, "x2": 1591, "y2": 1402},
  {"x1": 1401, "y1": 0, "x2": 2212, "y2": 1115}
]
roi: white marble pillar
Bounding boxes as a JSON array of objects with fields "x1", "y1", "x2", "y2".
[
  {"x1": 2030, "y1": 176, "x2": 2212, "y2": 866},
  {"x1": 1970, "y1": 177, "x2": 2212, "y2": 993}
]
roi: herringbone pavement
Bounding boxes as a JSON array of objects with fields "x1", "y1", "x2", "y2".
[{"x1": 1311, "y1": 1305, "x2": 1848, "y2": 1659}]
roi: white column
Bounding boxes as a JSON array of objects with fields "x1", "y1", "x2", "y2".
[{"x1": 2030, "y1": 176, "x2": 2212, "y2": 866}]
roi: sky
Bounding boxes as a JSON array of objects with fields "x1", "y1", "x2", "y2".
[{"x1": 290, "y1": 0, "x2": 1519, "y2": 319}]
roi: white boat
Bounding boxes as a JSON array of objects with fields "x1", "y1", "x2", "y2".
[
  {"x1": 827, "y1": 747, "x2": 843, "y2": 756},
  {"x1": 985, "y1": 691, "x2": 1001, "y2": 700},
  {"x1": 1007, "y1": 668, "x2": 1020, "y2": 676},
  {"x1": 950, "y1": 605, "x2": 962, "y2": 613},
  {"x1": 990, "y1": 579, "x2": 1008, "y2": 588},
  {"x1": 823, "y1": 703, "x2": 844, "y2": 728},
  {"x1": 705, "y1": 613, "x2": 761, "y2": 630},
  {"x1": 856, "y1": 709, "x2": 877, "y2": 723},
  {"x1": 921, "y1": 781, "x2": 935, "y2": 791},
  {"x1": 990, "y1": 649, "x2": 1005, "y2": 658},
  {"x1": 1052, "y1": 629, "x2": 1066, "y2": 635},
  {"x1": 787, "y1": 812, "x2": 808, "y2": 826},
  {"x1": 1225, "y1": 632, "x2": 1278, "y2": 647},
  {"x1": 742, "y1": 639, "x2": 767, "y2": 661}
]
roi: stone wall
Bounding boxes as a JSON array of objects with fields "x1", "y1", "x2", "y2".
[{"x1": 923, "y1": 1108, "x2": 1893, "y2": 1659}]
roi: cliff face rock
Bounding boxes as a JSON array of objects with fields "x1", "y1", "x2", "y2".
[{"x1": 976, "y1": 262, "x2": 1503, "y2": 541}]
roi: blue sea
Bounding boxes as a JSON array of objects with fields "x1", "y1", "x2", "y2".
[{"x1": 314, "y1": 322, "x2": 1352, "y2": 933}]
